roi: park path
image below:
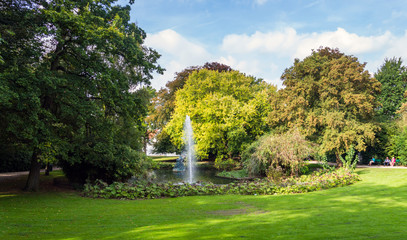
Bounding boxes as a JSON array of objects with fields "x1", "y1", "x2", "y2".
[
  {"x1": 0, "y1": 168, "x2": 58, "y2": 179},
  {"x1": 0, "y1": 168, "x2": 67, "y2": 193},
  {"x1": 307, "y1": 160, "x2": 406, "y2": 169}
]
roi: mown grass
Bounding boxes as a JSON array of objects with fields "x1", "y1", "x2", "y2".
[{"x1": 1, "y1": 168, "x2": 407, "y2": 239}]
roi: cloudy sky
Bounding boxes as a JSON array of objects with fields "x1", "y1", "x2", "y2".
[{"x1": 119, "y1": 0, "x2": 407, "y2": 89}]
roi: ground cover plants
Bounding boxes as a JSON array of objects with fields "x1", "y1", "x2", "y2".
[{"x1": 82, "y1": 168, "x2": 360, "y2": 200}]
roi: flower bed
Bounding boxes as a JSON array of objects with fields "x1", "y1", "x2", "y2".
[{"x1": 83, "y1": 168, "x2": 360, "y2": 200}]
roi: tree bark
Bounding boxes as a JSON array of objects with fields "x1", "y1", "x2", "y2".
[
  {"x1": 335, "y1": 152, "x2": 343, "y2": 168},
  {"x1": 24, "y1": 150, "x2": 41, "y2": 191}
]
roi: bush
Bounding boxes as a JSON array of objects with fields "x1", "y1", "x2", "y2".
[
  {"x1": 0, "y1": 145, "x2": 32, "y2": 173},
  {"x1": 61, "y1": 145, "x2": 153, "y2": 184},
  {"x1": 83, "y1": 168, "x2": 360, "y2": 200},
  {"x1": 242, "y1": 129, "x2": 316, "y2": 178}
]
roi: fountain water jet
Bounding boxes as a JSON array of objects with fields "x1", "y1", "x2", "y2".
[{"x1": 183, "y1": 115, "x2": 195, "y2": 184}]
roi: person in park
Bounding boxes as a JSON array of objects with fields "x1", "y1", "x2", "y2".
[
  {"x1": 384, "y1": 157, "x2": 391, "y2": 166},
  {"x1": 391, "y1": 157, "x2": 396, "y2": 167},
  {"x1": 369, "y1": 157, "x2": 376, "y2": 166}
]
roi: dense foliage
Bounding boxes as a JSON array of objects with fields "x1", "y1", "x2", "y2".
[
  {"x1": 381, "y1": 112, "x2": 407, "y2": 165},
  {"x1": 83, "y1": 168, "x2": 360, "y2": 200},
  {"x1": 165, "y1": 69, "x2": 276, "y2": 169},
  {"x1": 269, "y1": 47, "x2": 381, "y2": 162},
  {"x1": 0, "y1": 0, "x2": 162, "y2": 190},
  {"x1": 0, "y1": 145, "x2": 31, "y2": 173},
  {"x1": 243, "y1": 129, "x2": 315, "y2": 179},
  {"x1": 375, "y1": 58, "x2": 407, "y2": 121},
  {"x1": 148, "y1": 62, "x2": 233, "y2": 154}
]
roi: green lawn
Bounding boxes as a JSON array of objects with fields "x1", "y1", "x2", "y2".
[{"x1": 1, "y1": 168, "x2": 407, "y2": 239}]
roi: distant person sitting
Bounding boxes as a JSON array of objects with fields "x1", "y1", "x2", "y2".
[
  {"x1": 369, "y1": 157, "x2": 375, "y2": 166},
  {"x1": 384, "y1": 157, "x2": 391, "y2": 166},
  {"x1": 391, "y1": 156, "x2": 396, "y2": 167}
]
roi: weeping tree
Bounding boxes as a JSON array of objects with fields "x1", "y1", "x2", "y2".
[
  {"x1": 0, "y1": 0, "x2": 163, "y2": 190},
  {"x1": 243, "y1": 129, "x2": 315, "y2": 179}
]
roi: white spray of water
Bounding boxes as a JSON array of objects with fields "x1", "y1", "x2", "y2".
[{"x1": 183, "y1": 115, "x2": 195, "y2": 184}]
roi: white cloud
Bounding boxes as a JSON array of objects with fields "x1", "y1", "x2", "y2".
[
  {"x1": 145, "y1": 28, "x2": 407, "y2": 90},
  {"x1": 382, "y1": 30, "x2": 407, "y2": 59},
  {"x1": 222, "y1": 28, "x2": 298, "y2": 55},
  {"x1": 219, "y1": 27, "x2": 405, "y2": 88},
  {"x1": 145, "y1": 29, "x2": 211, "y2": 90},
  {"x1": 254, "y1": 0, "x2": 268, "y2": 5},
  {"x1": 221, "y1": 27, "x2": 392, "y2": 60}
]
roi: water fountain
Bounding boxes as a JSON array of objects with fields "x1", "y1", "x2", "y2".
[
  {"x1": 183, "y1": 115, "x2": 195, "y2": 184},
  {"x1": 166, "y1": 116, "x2": 231, "y2": 184},
  {"x1": 172, "y1": 115, "x2": 196, "y2": 183}
]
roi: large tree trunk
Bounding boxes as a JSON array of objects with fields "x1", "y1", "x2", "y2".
[{"x1": 24, "y1": 151, "x2": 41, "y2": 191}]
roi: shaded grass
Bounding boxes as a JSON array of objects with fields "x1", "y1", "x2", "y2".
[{"x1": 1, "y1": 168, "x2": 407, "y2": 239}]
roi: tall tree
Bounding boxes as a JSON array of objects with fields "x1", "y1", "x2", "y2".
[
  {"x1": 148, "y1": 62, "x2": 232, "y2": 153},
  {"x1": 375, "y1": 57, "x2": 407, "y2": 120},
  {"x1": 165, "y1": 69, "x2": 275, "y2": 169},
  {"x1": 0, "y1": 0, "x2": 163, "y2": 190},
  {"x1": 269, "y1": 47, "x2": 381, "y2": 162}
]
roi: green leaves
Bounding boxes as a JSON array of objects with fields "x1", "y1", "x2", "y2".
[
  {"x1": 165, "y1": 69, "x2": 276, "y2": 168},
  {"x1": 0, "y1": 0, "x2": 162, "y2": 189},
  {"x1": 270, "y1": 47, "x2": 381, "y2": 158},
  {"x1": 375, "y1": 57, "x2": 407, "y2": 120},
  {"x1": 83, "y1": 168, "x2": 360, "y2": 200}
]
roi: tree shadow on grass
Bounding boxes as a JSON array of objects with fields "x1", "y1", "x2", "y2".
[
  {"x1": 2, "y1": 168, "x2": 407, "y2": 239},
  {"x1": 107, "y1": 169, "x2": 407, "y2": 239}
]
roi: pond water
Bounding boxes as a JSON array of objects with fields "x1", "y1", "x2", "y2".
[{"x1": 153, "y1": 168, "x2": 234, "y2": 184}]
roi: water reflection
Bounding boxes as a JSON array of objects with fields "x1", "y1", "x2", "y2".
[{"x1": 153, "y1": 168, "x2": 234, "y2": 184}]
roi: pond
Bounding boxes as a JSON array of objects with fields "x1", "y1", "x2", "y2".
[{"x1": 153, "y1": 167, "x2": 235, "y2": 184}]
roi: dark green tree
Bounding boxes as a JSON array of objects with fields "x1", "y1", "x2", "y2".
[
  {"x1": 375, "y1": 57, "x2": 407, "y2": 120},
  {"x1": 0, "y1": 0, "x2": 163, "y2": 190}
]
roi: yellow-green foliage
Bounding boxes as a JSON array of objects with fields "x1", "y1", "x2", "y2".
[
  {"x1": 165, "y1": 69, "x2": 276, "y2": 168},
  {"x1": 244, "y1": 129, "x2": 315, "y2": 178}
]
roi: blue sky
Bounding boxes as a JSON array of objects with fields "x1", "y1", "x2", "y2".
[{"x1": 118, "y1": 0, "x2": 407, "y2": 89}]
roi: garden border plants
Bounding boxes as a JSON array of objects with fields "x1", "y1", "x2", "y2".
[{"x1": 83, "y1": 168, "x2": 360, "y2": 200}]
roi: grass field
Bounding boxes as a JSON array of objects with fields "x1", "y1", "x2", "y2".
[{"x1": 1, "y1": 168, "x2": 407, "y2": 239}]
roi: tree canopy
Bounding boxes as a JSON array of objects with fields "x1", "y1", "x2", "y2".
[
  {"x1": 375, "y1": 57, "x2": 407, "y2": 121},
  {"x1": 165, "y1": 69, "x2": 276, "y2": 169},
  {"x1": 269, "y1": 47, "x2": 381, "y2": 161},
  {"x1": 148, "y1": 62, "x2": 233, "y2": 154},
  {"x1": 0, "y1": 0, "x2": 162, "y2": 190}
]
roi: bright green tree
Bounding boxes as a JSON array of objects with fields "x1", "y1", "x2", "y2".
[
  {"x1": 375, "y1": 57, "x2": 407, "y2": 120},
  {"x1": 165, "y1": 69, "x2": 276, "y2": 169},
  {"x1": 148, "y1": 62, "x2": 232, "y2": 154},
  {"x1": 0, "y1": 0, "x2": 163, "y2": 190},
  {"x1": 269, "y1": 47, "x2": 381, "y2": 163}
]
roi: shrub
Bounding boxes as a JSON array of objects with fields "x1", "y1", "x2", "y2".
[
  {"x1": 242, "y1": 129, "x2": 316, "y2": 178},
  {"x1": 83, "y1": 168, "x2": 360, "y2": 200},
  {"x1": 0, "y1": 145, "x2": 32, "y2": 173},
  {"x1": 61, "y1": 146, "x2": 153, "y2": 184}
]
